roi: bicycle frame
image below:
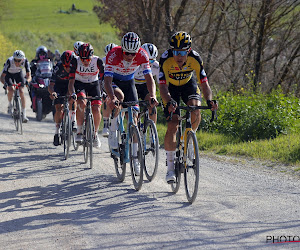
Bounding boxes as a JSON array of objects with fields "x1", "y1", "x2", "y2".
[{"x1": 111, "y1": 106, "x2": 135, "y2": 164}]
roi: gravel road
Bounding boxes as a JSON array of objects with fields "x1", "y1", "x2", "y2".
[{"x1": 0, "y1": 88, "x2": 300, "y2": 249}]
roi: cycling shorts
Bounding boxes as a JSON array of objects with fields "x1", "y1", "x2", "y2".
[
  {"x1": 5, "y1": 71, "x2": 26, "y2": 86},
  {"x1": 113, "y1": 78, "x2": 138, "y2": 110},
  {"x1": 135, "y1": 83, "x2": 149, "y2": 100},
  {"x1": 53, "y1": 80, "x2": 69, "y2": 105},
  {"x1": 75, "y1": 80, "x2": 102, "y2": 105},
  {"x1": 163, "y1": 75, "x2": 201, "y2": 118}
]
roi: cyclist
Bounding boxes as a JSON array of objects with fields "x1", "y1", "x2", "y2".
[
  {"x1": 104, "y1": 32, "x2": 158, "y2": 175},
  {"x1": 159, "y1": 31, "x2": 218, "y2": 183},
  {"x1": 101, "y1": 43, "x2": 118, "y2": 137},
  {"x1": 73, "y1": 41, "x2": 84, "y2": 56},
  {"x1": 68, "y1": 43, "x2": 105, "y2": 149},
  {"x1": 49, "y1": 50, "x2": 75, "y2": 146},
  {"x1": 1, "y1": 50, "x2": 32, "y2": 122},
  {"x1": 134, "y1": 43, "x2": 159, "y2": 123}
]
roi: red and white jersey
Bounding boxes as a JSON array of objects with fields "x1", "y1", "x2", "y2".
[
  {"x1": 104, "y1": 46, "x2": 152, "y2": 81},
  {"x1": 69, "y1": 56, "x2": 104, "y2": 83}
]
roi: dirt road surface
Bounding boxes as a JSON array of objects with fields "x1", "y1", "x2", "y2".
[{"x1": 0, "y1": 88, "x2": 300, "y2": 249}]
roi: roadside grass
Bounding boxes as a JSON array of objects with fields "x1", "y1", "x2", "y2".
[{"x1": 0, "y1": 0, "x2": 119, "y2": 65}]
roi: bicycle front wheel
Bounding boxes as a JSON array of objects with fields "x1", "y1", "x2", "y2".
[
  {"x1": 83, "y1": 114, "x2": 94, "y2": 169},
  {"x1": 143, "y1": 119, "x2": 159, "y2": 182},
  {"x1": 129, "y1": 124, "x2": 144, "y2": 191},
  {"x1": 62, "y1": 111, "x2": 71, "y2": 160},
  {"x1": 184, "y1": 130, "x2": 200, "y2": 204},
  {"x1": 13, "y1": 96, "x2": 23, "y2": 134}
]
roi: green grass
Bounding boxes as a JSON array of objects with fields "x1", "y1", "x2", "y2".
[{"x1": 0, "y1": 0, "x2": 119, "y2": 65}]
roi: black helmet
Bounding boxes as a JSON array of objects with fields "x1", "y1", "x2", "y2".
[
  {"x1": 36, "y1": 45, "x2": 48, "y2": 59},
  {"x1": 169, "y1": 31, "x2": 192, "y2": 50}
]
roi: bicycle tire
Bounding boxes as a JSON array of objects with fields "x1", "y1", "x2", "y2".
[
  {"x1": 143, "y1": 119, "x2": 159, "y2": 182},
  {"x1": 184, "y1": 130, "x2": 200, "y2": 204},
  {"x1": 72, "y1": 130, "x2": 79, "y2": 151},
  {"x1": 13, "y1": 96, "x2": 23, "y2": 134},
  {"x1": 62, "y1": 111, "x2": 71, "y2": 160},
  {"x1": 36, "y1": 98, "x2": 43, "y2": 121},
  {"x1": 129, "y1": 124, "x2": 144, "y2": 191},
  {"x1": 171, "y1": 129, "x2": 182, "y2": 193},
  {"x1": 83, "y1": 113, "x2": 94, "y2": 168},
  {"x1": 88, "y1": 113, "x2": 95, "y2": 169},
  {"x1": 114, "y1": 129, "x2": 126, "y2": 182},
  {"x1": 83, "y1": 120, "x2": 88, "y2": 164}
]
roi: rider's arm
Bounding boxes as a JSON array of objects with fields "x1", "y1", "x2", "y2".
[
  {"x1": 104, "y1": 75, "x2": 114, "y2": 100},
  {"x1": 0, "y1": 72, "x2": 5, "y2": 85},
  {"x1": 68, "y1": 58, "x2": 77, "y2": 95},
  {"x1": 144, "y1": 73, "x2": 156, "y2": 99}
]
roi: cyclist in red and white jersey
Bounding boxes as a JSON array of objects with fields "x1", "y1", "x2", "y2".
[
  {"x1": 134, "y1": 43, "x2": 160, "y2": 123},
  {"x1": 104, "y1": 32, "x2": 158, "y2": 174},
  {"x1": 68, "y1": 43, "x2": 105, "y2": 149},
  {"x1": 1, "y1": 50, "x2": 31, "y2": 122}
]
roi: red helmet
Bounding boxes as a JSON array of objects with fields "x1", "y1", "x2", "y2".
[
  {"x1": 78, "y1": 43, "x2": 94, "y2": 59},
  {"x1": 61, "y1": 50, "x2": 74, "y2": 67}
]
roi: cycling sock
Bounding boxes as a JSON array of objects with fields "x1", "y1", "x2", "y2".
[
  {"x1": 8, "y1": 102, "x2": 12, "y2": 108},
  {"x1": 109, "y1": 117, "x2": 118, "y2": 131},
  {"x1": 166, "y1": 150, "x2": 175, "y2": 171},
  {"x1": 103, "y1": 117, "x2": 109, "y2": 128},
  {"x1": 22, "y1": 108, "x2": 26, "y2": 117},
  {"x1": 55, "y1": 123, "x2": 60, "y2": 134},
  {"x1": 132, "y1": 143, "x2": 138, "y2": 157},
  {"x1": 71, "y1": 110, "x2": 76, "y2": 122},
  {"x1": 77, "y1": 125, "x2": 82, "y2": 134}
]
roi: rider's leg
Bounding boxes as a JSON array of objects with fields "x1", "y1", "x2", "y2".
[
  {"x1": 54, "y1": 103, "x2": 63, "y2": 133},
  {"x1": 76, "y1": 98, "x2": 86, "y2": 134},
  {"x1": 7, "y1": 86, "x2": 14, "y2": 112},
  {"x1": 186, "y1": 99, "x2": 201, "y2": 132},
  {"x1": 92, "y1": 102, "x2": 101, "y2": 135}
]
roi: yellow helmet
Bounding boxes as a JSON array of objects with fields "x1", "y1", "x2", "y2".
[{"x1": 169, "y1": 31, "x2": 192, "y2": 50}]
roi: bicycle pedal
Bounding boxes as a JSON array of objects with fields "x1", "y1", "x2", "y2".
[{"x1": 167, "y1": 180, "x2": 175, "y2": 184}]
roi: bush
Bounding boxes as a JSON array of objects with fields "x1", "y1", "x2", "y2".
[{"x1": 200, "y1": 88, "x2": 300, "y2": 141}]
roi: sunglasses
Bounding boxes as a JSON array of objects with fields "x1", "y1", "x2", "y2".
[
  {"x1": 14, "y1": 59, "x2": 22, "y2": 63},
  {"x1": 123, "y1": 51, "x2": 136, "y2": 56},
  {"x1": 172, "y1": 50, "x2": 188, "y2": 56},
  {"x1": 80, "y1": 58, "x2": 91, "y2": 62}
]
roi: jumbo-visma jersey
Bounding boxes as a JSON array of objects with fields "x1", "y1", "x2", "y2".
[{"x1": 159, "y1": 49, "x2": 208, "y2": 86}]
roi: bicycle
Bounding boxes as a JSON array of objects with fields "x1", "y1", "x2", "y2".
[
  {"x1": 55, "y1": 95, "x2": 76, "y2": 160},
  {"x1": 77, "y1": 96, "x2": 101, "y2": 169},
  {"x1": 5, "y1": 81, "x2": 23, "y2": 134},
  {"x1": 110, "y1": 100, "x2": 144, "y2": 191},
  {"x1": 169, "y1": 102, "x2": 217, "y2": 203},
  {"x1": 137, "y1": 100, "x2": 159, "y2": 182}
]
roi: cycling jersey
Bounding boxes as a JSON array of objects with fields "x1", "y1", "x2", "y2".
[
  {"x1": 51, "y1": 62, "x2": 70, "y2": 83},
  {"x1": 104, "y1": 46, "x2": 152, "y2": 81},
  {"x1": 134, "y1": 60, "x2": 159, "y2": 84},
  {"x1": 69, "y1": 56, "x2": 104, "y2": 83},
  {"x1": 3, "y1": 57, "x2": 30, "y2": 74},
  {"x1": 159, "y1": 49, "x2": 208, "y2": 86}
]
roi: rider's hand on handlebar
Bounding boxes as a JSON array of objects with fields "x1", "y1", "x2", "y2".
[
  {"x1": 108, "y1": 95, "x2": 119, "y2": 110},
  {"x1": 71, "y1": 93, "x2": 77, "y2": 100},
  {"x1": 51, "y1": 92, "x2": 58, "y2": 100},
  {"x1": 206, "y1": 100, "x2": 218, "y2": 111},
  {"x1": 167, "y1": 98, "x2": 177, "y2": 113}
]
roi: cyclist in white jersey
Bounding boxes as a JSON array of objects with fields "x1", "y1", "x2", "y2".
[
  {"x1": 1, "y1": 50, "x2": 31, "y2": 122},
  {"x1": 68, "y1": 43, "x2": 105, "y2": 149},
  {"x1": 101, "y1": 43, "x2": 118, "y2": 137},
  {"x1": 134, "y1": 43, "x2": 159, "y2": 123}
]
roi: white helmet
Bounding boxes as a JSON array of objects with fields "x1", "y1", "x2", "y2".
[
  {"x1": 121, "y1": 32, "x2": 141, "y2": 53},
  {"x1": 141, "y1": 43, "x2": 158, "y2": 60},
  {"x1": 13, "y1": 50, "x2": 25, "y2": 60},
  {"x1": 104, "y1": 43, "x2": 117, "y2": 55},
  {"x1": 73, "y1": 41, "x2": 84, "y2": 55}
]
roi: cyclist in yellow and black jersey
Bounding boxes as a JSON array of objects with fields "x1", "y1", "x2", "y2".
[{"x1": 159, "y1": 31, "x2": 218, "y2": 183}]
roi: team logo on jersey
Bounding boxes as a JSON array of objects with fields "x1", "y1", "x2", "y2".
[
  {"x1": 107, "y1": 51, "x2": 117, "y2": 65},
  {"x1": 169, "y1": 71, "x2": 192, "y2": 80}
]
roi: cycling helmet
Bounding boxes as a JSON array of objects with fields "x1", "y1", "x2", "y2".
[
  {"x1": 61, "y1": 50, "x2": 74, "y2": 67},
  {"x1": 78, "y1": 43, "x2": 94, "y2": 59},
  {"x1": 73, "y1": 41, "x2": 84, "y2": 56},
  {"x1": 104, "y1": 43, "x2": 117, "y2": 55},
  {"x1": 13, "y1": 50, "x2": 25, "y2": 60},
  {"x1": 169, "y1": 31, "x2": 192, "y2": 50},
  {"x1": 141, "y1": 43, "x2": 158, "y2": 60},
  {"x1": 121, "y1": 32, "x2": 141, "y2": 53},
  {"x1": 36, "y1": 45, "x2": 48, "y2": 60}
]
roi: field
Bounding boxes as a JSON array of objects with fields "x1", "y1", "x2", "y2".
[{"x1": 0, "y1": 0, "x2": 119, "y2": 65}]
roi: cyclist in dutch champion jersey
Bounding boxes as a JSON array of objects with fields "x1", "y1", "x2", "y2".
[
  {"x1": 68, "y1": 43, "x2": 105, "y2": 149},
  {"x1": 104, "y1": 32, "x2": 158, "y2": 175},
  {"x1": 134, "y1": 43, "x2": 159, "y2": 123},
  {"x1": 159, "y1": 31, "x2": 218, "y2": 183},
  {"x1": 1, "y1": 50, "x2": 31, "y2": 123}
]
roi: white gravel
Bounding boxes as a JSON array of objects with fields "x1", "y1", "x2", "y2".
[{"x1": 0, "y1": 88, "x2": 300, "y2": 249}]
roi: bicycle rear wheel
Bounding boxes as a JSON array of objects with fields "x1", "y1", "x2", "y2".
[
  {"x1": 184, "y1": 130, "x2": 200, "y2": 204},
  {"x1": 62, "y1": 111, "x2": 71, "y2": 160},
  {"x1": 129, "y1": 124, "x2": 144, "y2": 191},
  {"x1": 143, "y1": 119, "x2": 159, "y2": 182},
  {"x1": 114, "y1": 129, "x2": 126, "y2": 182}
]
